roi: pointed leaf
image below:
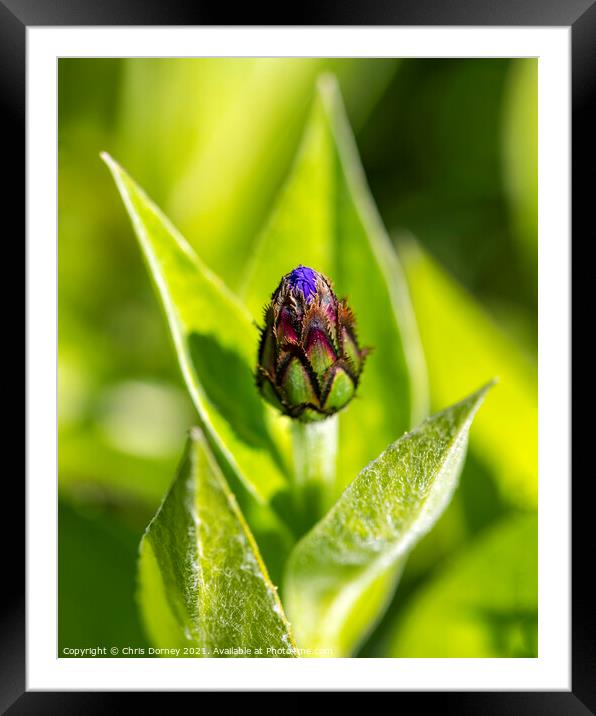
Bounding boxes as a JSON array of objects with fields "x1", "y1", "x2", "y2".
[
  {"x1": 283, "y1": 384, "x2": 492, "y2": 656},
  {"x1": 102, "y1": 153, "x2": 288, "y2": 505},
  {"x1": 242, "y1": 75, "x2": 428, "y2": 495},
  {"x1": 138, "y1": 428, "x2": 296, "y2": 656}
]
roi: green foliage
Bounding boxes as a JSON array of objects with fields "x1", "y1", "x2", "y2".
[
  {"x1": 400, "y1": 242, "x2": 537, "y2": 508},
  {"x1": 390, "y1": 513, "x2": 537, "y2": 657},
  {"x1": 103, "y1": 98, "x2": 494, "y2": 656},
  {"x1": 243, "y1": 76, "x2": 427, "y2": 498},
  {"x1": 59, "y1": 60, "x2": 538, "y2": 658},
  {"x1": 57, "y1": 59, "x2": 397, "y2": 517},
  {"x1": 283, "y1": 384, "x2": 491, "y2": 656},
  {"x1": 102, "y1": 152, "x2": 289, "y2": 506},
  {"x1": 138, "y1": 429, "x2": 296, "y2": 656}
]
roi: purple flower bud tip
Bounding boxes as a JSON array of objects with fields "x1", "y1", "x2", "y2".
[
  {"x1": 288, "y1": 265, "x2": 318, "y2": 301},
  {"x1": 256, "y1": 266, "x2": 369, "y2": 422}
]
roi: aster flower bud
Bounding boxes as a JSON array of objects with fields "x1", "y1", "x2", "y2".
[{"x1": 256, "y1": 265, "x2": 368, "y2": 422}]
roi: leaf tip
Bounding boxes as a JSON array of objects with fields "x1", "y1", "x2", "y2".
[
  {"x1": 100, "y1": 152, "x2": 128, "y2": 185},
  {"x1": 100, "y1": 152, "x2": 128, "y2": 188},
  {"x1": 396, "y1": 232, "x2": 423, "y2": 265},
  {"x1": 468, "y1": 378, "x2": 497, "y2": 412},
  {"x1": 316, "y1": 71, "x2": 339, "y2": 95},
  {"x1": 481, "y1": 377, "x2": 499, "y2": 394},
  {"x1": 99, "y1": 150, "x2": 116, "y2": 170},
  {"x1": 315, "y1": 72, "x2": 343, "y2": 115}
]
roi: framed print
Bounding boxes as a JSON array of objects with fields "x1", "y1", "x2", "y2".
[{"x1": 5, "y1": 0, "x2": 589, "y2": 708}]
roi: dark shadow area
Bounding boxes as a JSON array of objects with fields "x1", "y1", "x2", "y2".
[
  {"x1": 188, "y1": 332, "x2": 283, "y2": 468},
  {"x1": 459, "y1": 451, "x2": 509, "y2": 533},
  {"x1": 270, "y1": 488, "x2": 304, "y2": 540},
  {"x1": 360, "y1": 58, "x2": 538, "y2": 340},
  {"x1": 58, "y1": 500, "x2": 149, "y2": 656},
  {"x1": 466, "y1": 605, "x2": 538, "y2": 657}
]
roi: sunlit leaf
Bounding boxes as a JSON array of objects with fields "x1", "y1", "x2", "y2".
[
  {"x1": 138, "y1": 428, "x2": 296, "y2": 656},
  {"x1": 242, "y1": 75, "x2": 428, "y2": 498},
  {"x1": 283, "y1": 383, "x2": 491, "y2": 656},
  {"x1": 389, "y1": 513, "x2": 537, "y2": 657},
  {"x1": 401, "y1": 241, "x2": 537, "y2": 508},
  {"x1": 102, "y1": 152, "x2": 289, "y2": 506}
]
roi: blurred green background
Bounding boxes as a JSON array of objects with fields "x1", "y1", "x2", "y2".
[{"x1": 58, "y1": 58, "x2": 537, "y2": 657}]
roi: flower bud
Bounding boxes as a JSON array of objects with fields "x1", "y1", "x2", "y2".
[{"x1": 256, "y1": 265, "x2": 368, "y2": 422}]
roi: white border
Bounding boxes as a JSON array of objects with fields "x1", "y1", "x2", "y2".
[{"x1": 27, "y1": 27, "x2": 571, "y2": 691}]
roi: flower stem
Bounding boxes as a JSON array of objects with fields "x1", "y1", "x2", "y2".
[{"x1": 291, "y1": 415, "x2": 338, "y2": 529}]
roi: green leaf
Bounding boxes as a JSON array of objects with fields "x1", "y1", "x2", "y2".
[
  {"x1": 400, "y1": 242, "x2": 537, "y2": 508},
  {"x1": 241, "y1": 75, "x2": 428, "y2": 498},
  {"x1": 283, "y1": 383, "x2": 491, "y2": 656},
  {"x1": 389, "y1": 513, "x2": 537, "y2": 657},
  {"x1": 101, "y1": 152, "x2": 289, "y2": 506},
  {"x1": 138, "y1": 428, "x2": 296, "y2": 657}
]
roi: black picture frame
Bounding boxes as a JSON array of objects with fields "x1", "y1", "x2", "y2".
[{"x1": 7, "y1": 0, "x2": 588, "y2": 709}]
